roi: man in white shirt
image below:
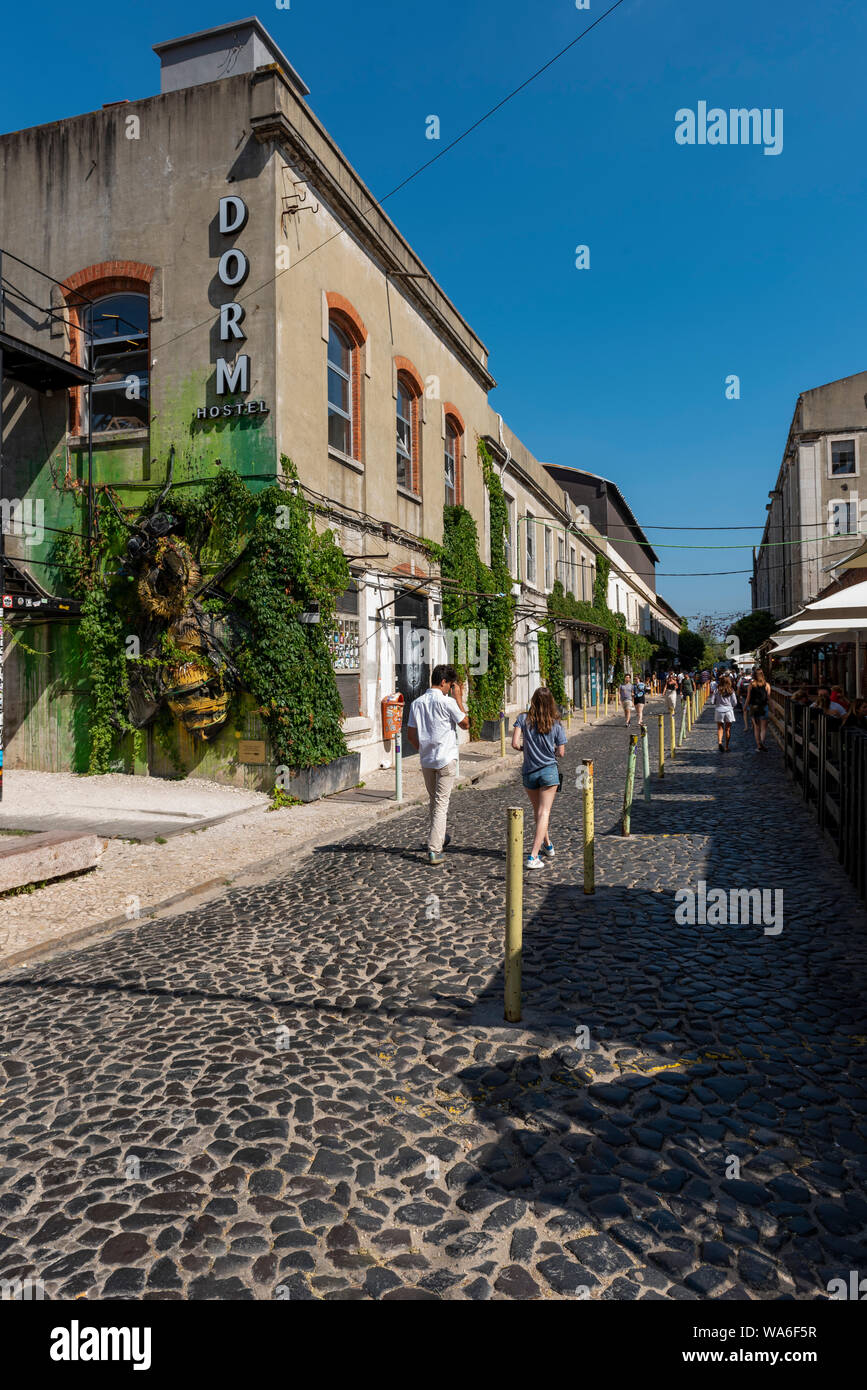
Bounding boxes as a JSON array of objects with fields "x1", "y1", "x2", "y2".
[{"x1": 407, "y1": 664, "x2": 469, "y2": 865}]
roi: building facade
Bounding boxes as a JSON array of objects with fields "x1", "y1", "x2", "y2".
[
  {"x1": 754, "y1": 372, "x2": 867, "y2": 621},
  {"x1": 0, "y1": 19, "x2": 680, "y2": 788}
]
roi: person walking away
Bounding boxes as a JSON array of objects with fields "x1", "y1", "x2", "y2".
[
  {"x1": 619, "y1": 677, "x2": 635, "y2": 726},
  {"x1": 711, "y1": 673, "x2": 738, "y2": 752},
  {"x1": 746, "y1": 669, "x2": 771, "y2": 751},
  {"x1": 632, "y1": 674, "x2": 647, "y2": 725},
  {"x1": 680, "y1": 671, "x2": 694, "y2": 709},
  {"x1": 407, "y1": 664, "x2": 469, "y2": 865},
  {"x1": 512, "y1": 686, "x2": 567, "y2": 869}
]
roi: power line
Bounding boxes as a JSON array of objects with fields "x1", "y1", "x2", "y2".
[{"x1": 151, "y1": 2, "x2": 629, "y2": 356}]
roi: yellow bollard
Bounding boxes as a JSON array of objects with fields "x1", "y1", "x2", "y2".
[
  {"x1": 583, "y1": 698, "x2": 587, "y2": 724},
  {"x1": 505, "y1": 807, "x2": 523, "y2": 1022},
  {"x1": 500, "y1": 711, "x2": 507, "y2": 758},
  {"x1": 595, "y1": 690, "x2": 600, "y2": 720},
  {"x1": 669, "y1": 710, "x2": 677, "y2": 760},
  {"x1": 567, "y1": 702, "x2": 572, "y2": 732},
  {"x1": 658, "y1": 713, "x2": 665, "y2": 778},
  {"x1": 582, "y1": 759, "x2": 594, "y2": 894},
  {"x1": 605, "y1": 688, "x2": 609, "y2": 718}
]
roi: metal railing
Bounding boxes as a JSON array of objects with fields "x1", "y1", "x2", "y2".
[{"x1": 770, "y1": 685, "x2": 867, "y2": 900}]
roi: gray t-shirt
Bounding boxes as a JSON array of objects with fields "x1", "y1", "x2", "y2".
[{"x1": 515, "y1": 712, "x2": 567, "y2": 774}]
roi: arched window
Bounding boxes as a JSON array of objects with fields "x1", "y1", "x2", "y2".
[
  {"x1": 442, "y1": 404, "x2": 464, "y2": 508},
  {"x1": 396, "y1": 371, "x2": 421, "y2": 493},
  {"x1": 85, "y1": 292, "x2": 149, "y2": 432},
  {"x1": 327, "y1": 320, "x2": 354, "y2": 457},
  {"x1": 325, "y1": 295, "x2": 366, "y2": 464}
]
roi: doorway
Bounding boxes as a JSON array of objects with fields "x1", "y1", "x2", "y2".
[{"x1": 393, "y1": 590, "x2": 429, "y2": 757}]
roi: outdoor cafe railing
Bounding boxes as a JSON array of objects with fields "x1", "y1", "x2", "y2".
[{"x1": 769, "y1": 685, "x2": 866, "y2": 900}]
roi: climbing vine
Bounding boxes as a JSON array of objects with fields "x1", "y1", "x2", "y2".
[
  {"x1": 52, "y1": 458, "x2": 350, "y2": 776},
  {"x1": 234, "y1": 467, "x2": 350, "y2": 770},
  {"x1": 427, "y1": 440, "x2": 515, "y2": 737},
  {"x1": 546, "y1": 549, "x2": 655, "y2": 693}
]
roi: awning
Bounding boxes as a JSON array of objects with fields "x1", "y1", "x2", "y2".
[
  {"x1": 787, "y1": 577, "x2": 867, "y2": 623},
  {"x1": 0, "y1": 330, "x2": 95, "y2": 392},
  {"x1": 830, "y1": 539, "x2": 867, "y2": 573},
  {"x1": 771, "y1": 622, "x2": 866, "y2": 651},
  {"x1": 769, "y1": 632, "x2": 821, "y2": 655},
  {"x1": 777, "y1": 610, "x2": 867, "y2": 635}
]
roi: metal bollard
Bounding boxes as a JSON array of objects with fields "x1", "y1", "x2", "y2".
[
  {"x1": 567, "y1": 702, "x2": 572, "y2": 732},
  {"x1": 669, "y1": 710, "x2": 677, "y2": 760},
  {"x1": 582, "y1": 759, "x2": 595, "y2": 894},
  {"x1": 583, "y1": 698, "x2": 587, "y2": 724},
  {"x1": 395, "y1": 740, "x2": 403, "y2": 803},
  {"x1": 505, "y1": 807, "x2": 523, "y2": 1022},
  {"x1": 499, "y1": 711, "x2": 506, "y2": 758},
  {"x1": 595, "y1": 691, "x2": 600, "y2": 721},
  {"x1": 679, "y1": 704, "x2": 687, "y2": 747},
  {"x1": 622, "y1": 734, "x2": 638, "y2": 836},
  {"x1": 658, "y1": 713, "x2": 665, "y2": 778},
  {"x1": 640, "y1": 723, "x2": 651, "y2": 801}
]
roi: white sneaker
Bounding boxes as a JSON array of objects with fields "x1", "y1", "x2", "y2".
[
  {"x1": 542, "y1": 841, "x2": 555, "y2": 859},
  {"x1": 526, "y1": 855, "x2": 545, "y2": 869}
]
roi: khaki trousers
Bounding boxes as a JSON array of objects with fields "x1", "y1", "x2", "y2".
[{"x1": 422, "y1": 760, "x2": 457, "y2": 852}]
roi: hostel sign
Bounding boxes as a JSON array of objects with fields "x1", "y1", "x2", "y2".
[{"x1": 194, "y1": 195, "x2": 269, "y2": 422}]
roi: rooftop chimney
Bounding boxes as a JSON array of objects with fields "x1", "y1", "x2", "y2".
[{"x1": 153, "y1": 17, "x2": 309, "y2": 97}]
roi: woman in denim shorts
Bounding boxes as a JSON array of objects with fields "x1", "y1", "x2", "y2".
[{"x1": 512, "y1": 687, "x2": 567, "y2": 869}]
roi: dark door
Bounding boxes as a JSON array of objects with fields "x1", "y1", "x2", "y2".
[
  {"x1": 571, "y1": 641, "x2": 582, "y2": 707},
  {"x1": 394, "y1": 591, "x2": 429, "y2": 757}
]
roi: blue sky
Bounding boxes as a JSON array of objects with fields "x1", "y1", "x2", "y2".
[{"x1": 3, "y1": 0, "x2": 865, "y2": 621}]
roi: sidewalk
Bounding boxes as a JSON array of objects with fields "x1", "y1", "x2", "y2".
[{"x1": 0, "y1": 709, "x2": 617, "y2": 969}]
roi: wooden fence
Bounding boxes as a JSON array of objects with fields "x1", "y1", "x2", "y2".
[{"x1": 768, "y1": 686, "x2": 867, "y2": 900}]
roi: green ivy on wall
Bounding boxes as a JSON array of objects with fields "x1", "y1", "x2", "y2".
[
  {"x1": 426, "y1": 440, "x2": 515, "y2": 738},
  {"x1": 53, "y1": 458, "x2": 350, "y2": 776},
  {"x1": 235, "y1": 468, "x2": 350, "y2": 770},
  {"x1": 545, "y1": 550, "x2": 656, "y2": 693}
]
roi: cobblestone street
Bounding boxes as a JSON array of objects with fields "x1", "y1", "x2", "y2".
[{"x1": 1, "y1": 697, "x2": 866, "y2": 1302}]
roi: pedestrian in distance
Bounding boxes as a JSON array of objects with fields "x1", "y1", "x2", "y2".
[
  {"x1": 619, "y1": 676, "x2": 635, "y2": 726},
  {"x1": 680, "y1": 670, "x2": 694, "y2": 705},
  {"x1": 746, "y1": 669, "x2": 771, "y2": 751},
  {"x1": 664, "y1": 671, "x2": 678, "y2": 714},
  {"x1": 406, "y1": 663, "x2": 469, "y2": 865},
  {"x1": 711, "y1": 672, "x2": 738, "y2": 752},
  {"x1": 632, "y1": 674, "x2": 647, "y2": 725},
  {"x1": 512, "y1": 686, "x2": 567, "y2": 870}
]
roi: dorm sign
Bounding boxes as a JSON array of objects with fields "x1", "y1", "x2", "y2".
[{"x1": 194, "y1": 195, "x2": 269, "y2": 421}]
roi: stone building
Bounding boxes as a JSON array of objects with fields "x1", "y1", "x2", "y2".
[
  {"x1": 754, "y1": 372, "x2": 867, "y2": 621},
  {"x1": 0, "y1": 18, "x2": 679, "y2": 788}
]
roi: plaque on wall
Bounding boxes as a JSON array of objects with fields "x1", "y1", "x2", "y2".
[{"x1": 238, "y1": 739, "x2": 266, "y2": 764}]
